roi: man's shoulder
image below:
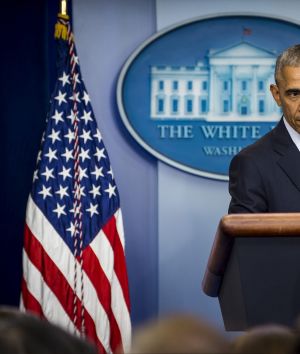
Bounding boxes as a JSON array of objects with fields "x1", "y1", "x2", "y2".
[
  {"x1": 230, "y1": 119, "x2": 287, "y2": 167},
  {"x1": 237, "y1": 128, "x2": 273, "y2": 159}
]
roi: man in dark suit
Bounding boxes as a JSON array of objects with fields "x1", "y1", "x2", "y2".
[{"x1": 228, "y1": 44, "x2": 300, "y2": 213}]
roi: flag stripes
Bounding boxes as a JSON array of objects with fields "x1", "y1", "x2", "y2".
[
  {"x1": 23, "y1": 194, "x2": 130, "y2": 353},
  {"x1": 21, "y1": 278, "x2": 44, "y2": 317},
  {"x1": 22, "y1": 250, "x2": 77, "y2": 333},
  {"x1": 82, "y1": 247, "x2": 122, "y2": 352}
]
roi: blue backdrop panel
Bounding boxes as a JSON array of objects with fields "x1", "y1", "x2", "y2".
[{"x1": 72, "y1": 0, "x2": 158, "y2": 325}]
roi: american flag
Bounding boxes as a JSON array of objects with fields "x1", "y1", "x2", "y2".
[{"x1": 21, "y1": 15, "x2": 131, "y2": 353}]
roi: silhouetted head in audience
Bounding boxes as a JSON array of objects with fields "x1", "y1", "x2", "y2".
[
  {"x1": 130, "y1": 313, "x2": 230, "y2": 354},
  {"x1": 232, "y1": 324, "x2": 299, "y2": 354},
  {"x1": 0, "y1": 306, "x2": 97, "y2": 354}
]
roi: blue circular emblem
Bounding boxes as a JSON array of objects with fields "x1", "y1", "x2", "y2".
[{"x1": 117, "y1": 14, "x2": 300, "y2": 180}]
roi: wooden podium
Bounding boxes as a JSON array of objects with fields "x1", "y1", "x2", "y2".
[{"x1": 202, "y1": 213, "x2": 300, "y2": 330}]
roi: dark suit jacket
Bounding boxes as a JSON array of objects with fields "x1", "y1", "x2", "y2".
[{"x1": 228, "y1": 118, "x2": 300, "y2": 213}]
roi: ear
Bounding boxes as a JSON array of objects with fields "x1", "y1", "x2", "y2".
[{"x1": 270, "y1": 84, "x2": 282, "y2": 107}]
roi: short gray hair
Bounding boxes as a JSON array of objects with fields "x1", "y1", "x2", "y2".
[{"x1": 275, "y1": 44, "x2": 300, "y2": 84}]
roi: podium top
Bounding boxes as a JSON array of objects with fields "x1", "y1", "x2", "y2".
[{"x1": 202, "y1": 213, "x2": 300, "y2": 297}]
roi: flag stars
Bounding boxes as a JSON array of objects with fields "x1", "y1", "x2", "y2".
[
  {"x1": 66, "y1": 222, "x2": 78, "y2": 237},
  {"x1": 69, "y1": 91, "x2": 80, "y2": 103},
  {"x1": 80, "y1": 129, "x2": 92, "y2": 144},
  {"x1": 67, "y1": 110, "x2": 79, "y2": 124},
  {"x1": 73, "y1": 55, "x2": 79, "y2": 65},
  {"x1": 41, "y1": 167, "x2": 55, "y2": 181},
  {"x1": 36, "y1": 150, "x2": 42, "y2": 163},
  {"x1": 82, "y1": 91, "x2": 91, "y2": 106},
  {"x1": 48, "y1": 129, "x2": 61, "y2": 144},
  {"x1": 89, "y1": 184, "x2": 101, "y2": 199},
  {"x1": 94, "y1": 147, "x2": 106, "y2": 162},
  {"x1": 79, "y1": 167, "x2": 88, "y2": 181},
  {"x1": 73, "y1": 72, "x2": 81, "y2": 84},
  {"x1": 64, "y1": 129, "x2": 75, "y2": 144},
  {"x1": 91, "y1": 166, "x2": 104, "y2": 180},
  {"x1": 51, "y1": 110, "x2": 64, "y2": 124},
  {"x1": 54, "y1": 90, "x2": 67, "y2": 106},
  {"x1": 69, "y1": 205, "x2": 81, "y2": 217},
  {"x1": 58, "y1": 72, "x2": 70, "y2": 87},
  {"x1": 79, "y1": 147, "x2": 90, "y2": 162},
  {"x1": 45, "y1": 147, "x2": 58, "y2": 163},
  {"x1": 38, "y1": 185, "x2": 52, "y2": 200},
  {"x1": 33, "y1": 169, "x2": 39, "y2": 182},
  {"x1": 55, "y1": 185, "x2": 69, "y2": 200},
  {"x1": 80, "y1": 110, "x2": 93, "y2": 125},
  {"x1": 86, "y1": 202, "x2": 99, "y2": 217},
  {"x1": 53, "y1": 203, "x2": 67, "y2": 218},
  {"x1": 59, "y1": 166, "x2": 72, "y2": 181},
  {"x1": 27, "y1": 31, "x2": 126, "y2": 262},
  {"x1": 105, "y1": 183, "x2": 116, "y2": 198},
  {"x1": 107, "y1": 167, "x2": 114, "y2": 179},
  {"x1": 93, "y1": 129, "x2": 102, "y2": 143},
  {"x1": 61, "y1": 147, "x2": 74, "y2": 162},
  {"x1": 73, "y1": 186, "x2": 86, "y2": 198}
]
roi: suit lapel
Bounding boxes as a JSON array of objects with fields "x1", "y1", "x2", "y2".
[{"x1": 271, "y1": 118, "x2": 300, "y2": 191}]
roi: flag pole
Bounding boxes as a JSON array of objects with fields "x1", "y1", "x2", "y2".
[
  {"x1": 56, "y1": 0, "x2": 86, "y2": 335},
  {"x1": 60, "y1": 0, "x2": 68, "y2": 17}
]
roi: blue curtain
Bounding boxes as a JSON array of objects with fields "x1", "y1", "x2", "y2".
[{"x1": 0, "y1": 0, "x2": 69, "y2": 306}]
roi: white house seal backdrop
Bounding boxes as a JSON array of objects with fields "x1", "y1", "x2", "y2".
[{"x1": 117, "y1": 14, "x2": 300, "y2": 180}]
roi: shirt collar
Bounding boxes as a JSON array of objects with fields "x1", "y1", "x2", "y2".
[{"x1": 283, "y1": 116, "x2": 300, "y2": 152}]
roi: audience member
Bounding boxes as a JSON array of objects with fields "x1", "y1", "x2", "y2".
[
  {"x1": 232, "y1": 324, "x2": 299, "y2": 354},
  {"x1": 0, "y1": 306, "x2": 97, "y2": 354},
  {"x1": 3, "y1": 306, "x2": 300, "y2": 354},
  {"x1": 130, "y1": 313, "x2": 230, "y2": 354}
]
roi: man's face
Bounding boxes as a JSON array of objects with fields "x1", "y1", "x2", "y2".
[{"x1": 270, "y1": 66, "x2": 300, "y2": 133}]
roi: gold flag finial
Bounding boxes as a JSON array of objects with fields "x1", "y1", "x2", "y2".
[
  {"x1": 55, "y1": 0, "x2": 69, "y2": 40},
  {"x1": 60, "y1": 0, "x2": 67, "y2": 16},
  {"x1": 58, "y1": 0, "x2": 69, "y2": 20}
]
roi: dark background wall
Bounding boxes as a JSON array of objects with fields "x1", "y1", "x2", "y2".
[{"x1": 0, "y1": 0, "x2": 62, "y2": 305}]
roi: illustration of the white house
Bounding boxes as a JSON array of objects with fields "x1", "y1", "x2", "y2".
[{"x1": 150, "y1": 42, "x2": 281, "y2": 121}]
